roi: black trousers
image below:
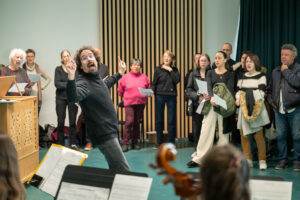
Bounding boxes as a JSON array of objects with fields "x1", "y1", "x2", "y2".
[
  {"x1": 56, "y1": 99, "x2": 78, "y2": 146},
  {"x1": 192, "y1": 112, "x2": 204, "y2": 149}
]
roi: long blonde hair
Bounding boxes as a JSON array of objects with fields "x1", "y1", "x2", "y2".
[{"x1": 0, "y1": 134, "x2": 26, "y2": 200}]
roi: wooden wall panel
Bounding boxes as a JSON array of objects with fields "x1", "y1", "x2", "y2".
[{"x1": 99, "y1": 0, "x2": 203, "y2": 139}]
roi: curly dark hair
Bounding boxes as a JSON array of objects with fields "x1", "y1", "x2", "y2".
[{"x1": 74, "y1": 46, "x2": 101, "y2": 75}]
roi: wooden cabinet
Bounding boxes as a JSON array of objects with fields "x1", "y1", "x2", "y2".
[{"x1": 0, "y1": 76, "x2": 39, "y2": 182}]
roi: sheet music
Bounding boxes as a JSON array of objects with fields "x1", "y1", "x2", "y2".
[
  {"x1": 0, "y1": 99, "x2": 19, "y2": 103},
  {"x1": 250, "y1": 179, "x2": 292, "y2": 200},
  {"x1": 138, "y1": 88, "x2": 153, "y2": 96},
  {"x1": 102, "y1": 75, "x2": 109, "y2": 81},
  {"x1": 35, "y1": 145, "x2": 88, "y2": 196},
  {"x1": 57, "y1": 182, "x2": 110, "y2": 200},
  {"x1": 196, "y1": 99, "x2": 207, "y2": 114},
  {"x1": 108, "y1": 174, "x2": 152, "y2": 200},
  {"x1": 28, "y1": 73, "x2": 41, "y2": 82},
  {"x1": 195, "y1": 79, "x2": 208, "y2": 94},
  {"x1": 213, "y1": 94, "x2": 227, "y2": 110},
  {"x1": 8, "y1": 83, "x2": 28, "y2": 93}
]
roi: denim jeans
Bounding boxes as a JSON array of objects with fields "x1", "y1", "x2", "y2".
[
  {"x1": 275, "y1": 107, "x2": 300, "y2": 162},
  {"x1": 96, "y1": 137, "x2": 130, "y2": 172},
  {"x1": 155, "y1": 95, "x2": 177, "y2": 145}
]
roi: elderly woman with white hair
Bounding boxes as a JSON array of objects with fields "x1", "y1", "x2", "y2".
[{"x1": 0, "y1": 48, "x2": 32, "y2": 96}]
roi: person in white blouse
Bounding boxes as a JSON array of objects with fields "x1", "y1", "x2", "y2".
[{"x1": 23, "y1": 49, "x2": 51, "y2": 114}]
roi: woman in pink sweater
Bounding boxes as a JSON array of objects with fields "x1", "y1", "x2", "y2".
[{"x1": 118, "y1": 58, "x2": 151, "y2": 152}]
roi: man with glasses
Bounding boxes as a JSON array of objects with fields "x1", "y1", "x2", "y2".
[
  {"x1": 66, "y1": 46, "x2": 130, "y2": 172},
  {"x1": 80, "y1": 47, "x2": 125, "y2": 151}
]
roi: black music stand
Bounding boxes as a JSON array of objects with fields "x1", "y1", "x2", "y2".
[{"x1": 54, "y1": 165, "x2": 148, "y2": 199}]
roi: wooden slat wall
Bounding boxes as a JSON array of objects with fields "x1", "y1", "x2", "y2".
[{"x1": 99, "y1": 0, "x2": 203, "y2": 139}]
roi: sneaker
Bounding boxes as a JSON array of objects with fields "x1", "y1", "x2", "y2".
[
  {"x1": 122, "y1": 144, "x2": 129, "y2": 152},
  {"x1": 293, "y1": 161, "x2": 300, "y2": 172},
  {"x1": 132, "y1": 144, "x2": 141, "y2": 150},
  {"x1": 247, "y1": 159, "x2": 253, "y2": 168},
  {"x1": 70, "y1": 144, "x2": 81, "y2": 151},
  {"x1": 84, "y1": 142, "x2": 93, "y2": 151},
  {"x1": 259, "y1": 160, "x2": 267, "y2": 170},
  {"x1": 275, "y1": 160, "x2": 288, "y2": 170},
  {"x1": 186, "y1": 161, "x2": 199, "y2": 168}
]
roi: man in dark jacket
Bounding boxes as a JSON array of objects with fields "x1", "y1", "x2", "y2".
[
  {"x1": 66, "y1": 46, "x2": 130, "y2": 172},
  {"x1": 267, "y1": 44, "x2": 300, "y2": 171}
]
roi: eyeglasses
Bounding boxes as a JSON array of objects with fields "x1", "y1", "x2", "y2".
[{"x1": 80, "y1": 53, "x2": 94, "y2": 61}]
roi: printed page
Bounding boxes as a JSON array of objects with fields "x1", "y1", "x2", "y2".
[
  {"x1": 108, "y1": 174, "x2": 152, "y2": 200},
  {"x1": 250, "y1": 179, "x2": 292, "y2": 200},
  {"x1": 35, "y1": 145, "x2": 88, "y2": 196},
  {"x1": 213, "y1": 93, "x2": 227, "y2": 110},
  {"x1": 0, "y1": 99, "x2": 19, "y2": 103},
  {"x1": 195, "y1": 79, "x2": 208, "y2": 94},
  {"x1": 28, "y1": 73, "x2": 41, "y2": 82},
  {"x1": 196, "y1": 99, "x2": 207, "y2": 114},
  {"x1": 8, "y1": 83, "x2": 28, "y2": 93},
  {"x1": 57, "y1": 182, "x2": 110, "y2": 200},
  {"x1": 138, "y1": 88, "x2": 153, "y2": 96}
]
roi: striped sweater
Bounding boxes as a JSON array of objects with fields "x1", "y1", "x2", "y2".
[{"x1": 235, "y1": 72, "x2": 266, "y2": 101}]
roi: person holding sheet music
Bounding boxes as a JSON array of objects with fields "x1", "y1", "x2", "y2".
[
  {"x1": 185, "y1": 54, "x2": 211, "y2": 167},
  {"x1": 66, "y1": 46, "x2": 130, "y2": 172},
  {"x1": 1, "y1": 48, "x2": 32, "y2": 96},
  {"x1": 235, "y1": 53, "x2": 269, "y2": 170},
  {"x1": 54, "y1": 50, "x2": 79, "y2": 150},
  {"x1": 23, "y1": 49, "x2": 51, "y2": 114},
  {"x1": 189, "y1": 51, "x2": 235, "y2": 167},
  {"x1": 0, "y1": 133, "x2": 26, "y2": 200},
  {"x1": 151, "y1": 50, "x2": 181, "y2": 148},
  {"x1": 118, "y1": 58, "x2": 151, "y2": 152}
]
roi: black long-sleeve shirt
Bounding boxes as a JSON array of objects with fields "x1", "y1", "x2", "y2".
[
  {"x1": 55, "y1": 66, "x2": 79, "y2": 100},
  {"x1": 206, "y1": 69, "x2": 235, "y2": 97},
  {"x1": 67, "y1": 70, "x2": 118, "y2": 145},
  {"x1": 151, "y1": 65, "x2": 180, "y2": 96}
]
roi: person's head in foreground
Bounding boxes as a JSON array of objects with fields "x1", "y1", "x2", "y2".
[
  {"x1": 200, "y1": 144, "x2": 250, "y2": 200},
  {"x1": 0, "y1": 134, "x2": 26, "y2": 200}
]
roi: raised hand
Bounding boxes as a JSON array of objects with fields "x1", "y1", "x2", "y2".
[
  {"x1": 66, "y1": 59, "x2": 77, "y2": 80},
  {"x1": 210, "y1": 97, "x2": 216, "y2": 106},
  {"x1": 162, "y1": 65, "x2": 173, "y2": 72},
  {"x1": 281, "y1": 64, "x2": 288, "y2": 72},
  {"x1": 118, "y1": 56, "x2": 126, "y2": 75}
]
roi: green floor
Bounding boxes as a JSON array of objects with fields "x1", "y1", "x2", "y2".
[{"x1": 26, "y1": 140, "x2": 300, "y2": 200}]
